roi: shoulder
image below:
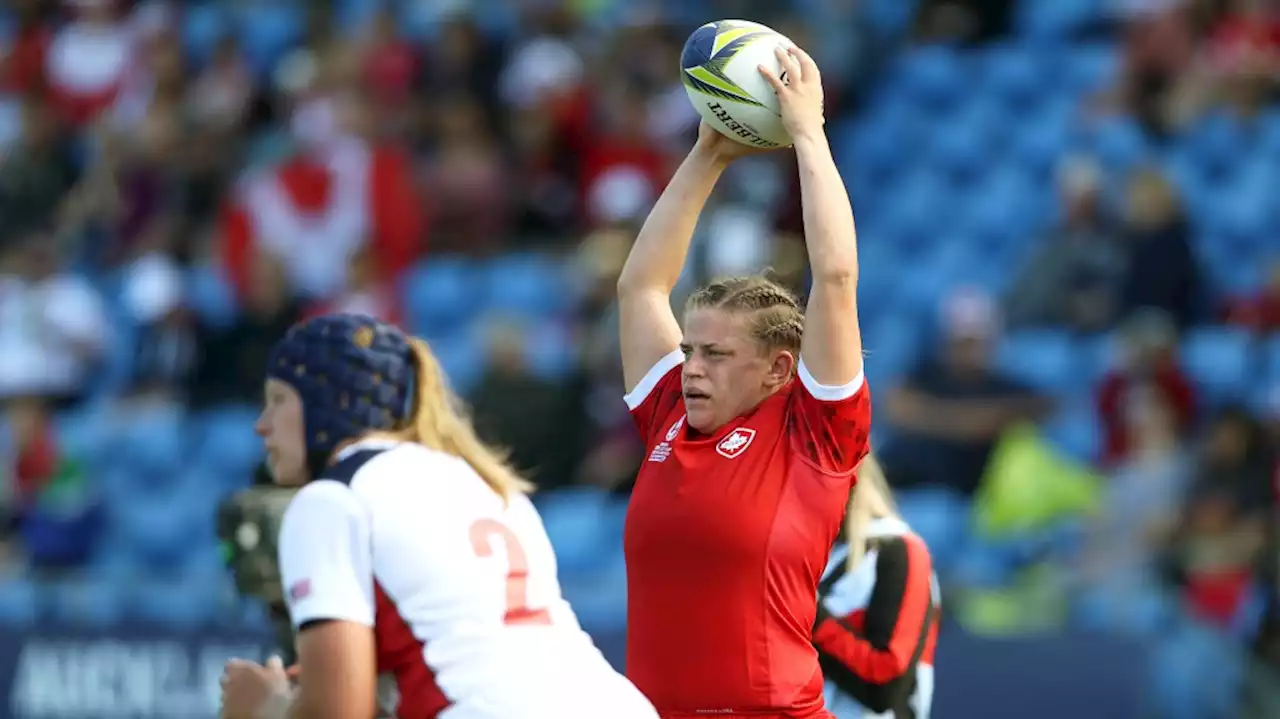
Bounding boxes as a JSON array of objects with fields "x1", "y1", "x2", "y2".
[
  {"x1": 623, "y1": 348, "x2": 684, "y2": 412},
  {"x1": 282, "y1": 480, "x2": 367, "y2": 536}
]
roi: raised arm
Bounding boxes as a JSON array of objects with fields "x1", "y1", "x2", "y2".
[
  {"x1": 617, "y1": 125, "x2": 757, "y2": 392},
  {"x1": 761, "y1": 48, "x2": 863, "y2": 387}
]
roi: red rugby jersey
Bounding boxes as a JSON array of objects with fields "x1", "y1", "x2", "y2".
[{"x1": 623, "y1": 349, "x2": 872, "y2": 718}]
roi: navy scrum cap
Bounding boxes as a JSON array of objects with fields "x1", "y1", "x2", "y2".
[{"x1": 267, "y1": 313, "x2": 416, "y2": 476}]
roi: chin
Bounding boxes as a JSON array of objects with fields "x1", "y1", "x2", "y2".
[{"x1": 685, "y1": 408, "x2": 720, "y2": 434}]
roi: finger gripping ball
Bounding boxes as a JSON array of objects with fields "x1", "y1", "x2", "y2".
[{"x1": 682, "y1": 19, "x2": 795, "y2": 148}]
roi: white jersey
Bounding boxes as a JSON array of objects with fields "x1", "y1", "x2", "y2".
[{"x1": 277, "y1": 438, "x2": 657, "y2": 719}]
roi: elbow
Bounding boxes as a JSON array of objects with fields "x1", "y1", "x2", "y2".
[
  {"x1": 811, "y1": 266, "x2": 858, "y2": 288},
  {"x1": 858, "y1": 685, "x2": 898, "y2": 714}
]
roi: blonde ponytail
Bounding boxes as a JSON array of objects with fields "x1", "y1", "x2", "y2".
[
  {"x1": 392, "y1": 338, "x2": 534, "y2": 500},
  {"x1": 844, "y1": 454, "x2": 899, "y2": 572}
]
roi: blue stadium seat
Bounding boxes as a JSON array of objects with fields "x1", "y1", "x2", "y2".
[
  {"x1": 892, "y1": 47, "x2": 968, "y2": 111},
  {"x1": 537, "y1": 488, "x2": 625, "y2": 577},
  {"x1": 481, "y1": 254, "x2": 575, "y2": 319},
  {"x1": 0, "y1": 579, "x2": 40, "y2": 626},
  {"x1": 431, "y1": 329, "x2": 487, "y2": 397},
  {"x1": 1085, "y1": 116, "x2": 1153, "y2": 172},
  {"x1": 1062, "y1": 44, "x2": 1120, "y2": 95},
  {"x1": 401, "y1": 257, "x2": 477, "y2": 341},
  {"x1": 113, "y1": 405, "x2": 187, "y2": 474},
  {"x1": 1042, "y1": 403, "x2": 1101, "y2": 462},
  {"x1": 524, "y1": 322, "x2": 577, "y2": 381},
  {"x1": 929, "y1": 102, "x2": 1001, "y2": 182},
  {"x1": 1010, "y1": 100, "x2": 1075, "y2": 179},
  {"x1": 1149, "y1": 620, "x2": 1245, "y2": 719},
  {"x1": 1264, "y1": 337, "x2": 1280, "y2": 387},
  {"x1": 192, "y1": 405, "x2": 263, "y2": 478},
  {"x1": 559, "y1": 556, "x2": 628, "y2": 635},
  {"x1": 995, "y1": 330, "x2": 1077, "y2": 394},
  {"x1": 1017, "y1": 0, "x2": 1108, "y2": 41},
  {"x1": 981, "y1": 45, "x2": 1047, "y2": 110},
  {"x1": 1184, "y1": 112, "x2": 1251, "y2": 179},
  {"x1": 131, "y1": 576, "x2": 223, "y2": 628},
  {"x1": 1180, "y1": 327, "x2": 1255, "y2": 404},
  {"x1": 895, "y1": 488, "x2": 971, "y2": 574},
  {"x1": 235, "y1": 4, "x2": 304, "y2": 77},
  {"x1": 46, "y1": 577, "x2": 126, "y2": 627},
  {"x1": 53, "y1": 406, "x2": 112, "y2": 465},
  {"x1": 181, "y1": 4, "x2": 229, "y2": 66},
  {"x1": 109, "y1": 489, "x2": 207, "y2": 570},
  {"x1": 186, "y1": 265, "x2": 238, "y2": 329}
]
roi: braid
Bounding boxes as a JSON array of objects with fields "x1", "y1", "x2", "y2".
[{"x1": 687, "y1": 275, "x2": 804, "y2": 353}]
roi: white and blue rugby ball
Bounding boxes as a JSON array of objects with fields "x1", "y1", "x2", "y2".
[{"x1": 681, "y1": 19, "x2": 795, "y2": 148}]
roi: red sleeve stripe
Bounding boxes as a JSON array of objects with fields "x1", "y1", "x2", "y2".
[{"x1": 813, "y1": 533, "x2": 933, "y2": 684}]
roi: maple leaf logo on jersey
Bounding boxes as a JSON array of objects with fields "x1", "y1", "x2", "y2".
[{"x1": 716, "y1": 428, "x2": 756, "y2": 459}]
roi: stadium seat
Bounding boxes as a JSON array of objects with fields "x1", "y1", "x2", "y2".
[
  {"x1": 401, "y1": 257, "x2": 477, "y2": 341},
  {"x1": 559, "y1": 557, "x2": 628, "y2": 636},
  {"x1": 1009, "y1": 100, "x2": 1076, "y2": 179},
  {"x1": 524, "y1": 321, "x2": 578, "y2": 381},
  {"x1": 1264, "y1": 337, "x2": 1280, "y2": 387},
  {"x1": 0, "y1": 579, "x2": 40, "y2": 626},
  {"x1": 1184, "y1": 112, "x2": 1250, "y2": 179},
  {"x1": 1017, "y1": 0, "x2": 1108, "y2": 41},
  {"x1": 131, "y1": 576, "x2": 223, "y2": 628},
  {"x1": 235, "y1": 3, "x2": 304, "y2": 78},
  {"x1": 892, "y1": 47, "x2": 968, "y2": 111},
  {"x1": 930, "y1": 102, "x2": 1002, "y2": 182},
  {"x1": 46, "y1": 577, "x2": 126, "y2": 627},
  {"x1": 1062, "y1": 43, "x2": 1120, "y2": 95},
  {"x1": 981, "y1": 45, "x2": 1047, "y2": 111},
  {"x1": 1180, "y1": 327, "x2": 1255, "y2": 404},
  {"x1": 537, "y1": 488, "x2": 625, "y2": 577},
  {"x1": 108, "y1": 489, "x2": 207, "y2": 570},
  {"x1": 113, "y1": 404, "x2": 187, "y2": 475},
  {"x1": 430, "y1": 329, "x2": 487, "y2": 397},
  {"x1": 1085, "y1": 116, "x2": 1153, "y2": 172},
  {"x1": 894, "y1": 488, "x2": 971, "y2": 573},
  {"x1": 1149, "y1": 620, "x2": 1245, "y2": 719},
  {"x1": 186, "y1": 265, "x2": 239, "y2": 329},
  {"x1": 481, "y1": 253, "x2": 575, "y2": 319},
  {"x1": 53, "y1": 406, "x2": 113, "y2": 466},
  {"x1": 995, "y1": 330, "x2": 1078, "y2": 394},
  {"x1": 191, "y1": 405, "x2": 263, "y2": 478},
  {"x1": 181, "y1": 3, "x2": 230, "y2": 66},
  {"x1": 1041, "y1": 403, "x2": 1101, "y2": 462}
]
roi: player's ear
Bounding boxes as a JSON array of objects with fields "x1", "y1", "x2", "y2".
[{"x1": 766, "y1": 349, "x2": 795, "y2": 388}]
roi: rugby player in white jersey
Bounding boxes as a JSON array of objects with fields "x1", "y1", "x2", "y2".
[{"x1": 219, "y1": 313, "x2": 657, "y2": 719}]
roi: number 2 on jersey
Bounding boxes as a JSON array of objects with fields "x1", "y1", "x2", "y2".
[{"x1": 468, "y1": 519, "x2": 552, "y2": 626}]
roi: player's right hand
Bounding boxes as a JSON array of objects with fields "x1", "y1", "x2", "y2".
[{"x1": 694, "y1": 121, "x2": 774, "y2": 164}]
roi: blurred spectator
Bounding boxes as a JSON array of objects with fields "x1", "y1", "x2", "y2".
[
  {"x1": 0, "y1": 95, "x2": 80, "y2": 238},
  {"x1": 470, "y1": 319, "x2": 588, "y2": 492},
  {"x1": 46, "y1": 0, "x2": 133, "y2": 127},
  {"x1": 1097, "y1": 310, "x2": 1196, "y2": 466},
  {"x1": 1189, "y1": 0, "x2": 1280, "y2": 123},
  {"x1": 1224, "y1": 257, "x2": 1280, "y2": 332},
  {"x1": 1078, "y1": 386, "x2": 1189, "y2": 631},
  {"x1": 1100, "y1": 0, "x2": 1199, "y2": 137},
  {"x1": 1117, "y1": 167, "x2": 1202, "y2": 327},
  {"x1": 188, "y1": 252, "x2": 302, "y2": 407},
  {"x1": 880, "y1": 289, "x2": 1053, "y2": 497},
  {"x1": 122, "y1": 251, "x2": 196, "y2": 404},
  {"x1": 419, "y1": 96, "x2": 509, "y2": 254},
  {"x1": 3, "y1": 396, "x2": 102, "y2": 573},
  {"x1": 913, "y1": 0, "x2": 1015, "y2": 45},
  {"x1": 1005, "y1": 156, "x2": 1128, "y2": 331},
  {"x1": 0, "y1": 228, "x2": 108, "y2": 406},
  {"x1": 418, "y1": 14, "x2": 505, "y2": 121},
  {"x1": 2, "y1": 0, "x2": 53, "y2": 95},
  {"x1": 190, "y1": 36, "x2": 253, "y2": 131},
  {"x1": 1170, "y1": 406, "x2": 1273, "y2": 628},
  {"x1": 358, "y1": 8, "x2": 419, "y2": 120}
]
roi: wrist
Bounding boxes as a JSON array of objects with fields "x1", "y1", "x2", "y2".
[
  {"x1": 790, "y1": 130, "x2": 830, "y2": 154},
  {"x1": 688, "y1": 141, "x2": 734, "y2": 170},
  {"x1": 255, "y1": 687, "x2": 295, "y2": 719}
]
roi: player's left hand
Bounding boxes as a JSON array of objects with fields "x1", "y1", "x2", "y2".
[
  {"x1": 758, "y1": 46, "x2": 826, "y2": 143},
  {"x1": 220, "y1": 656, "x2": 290, "y2": 719}
]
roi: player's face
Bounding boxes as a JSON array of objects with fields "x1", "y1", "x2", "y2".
[
  {"x1": 255, "y1": 379, "x2": 308, "y2": 486},
  {"x1": 681, "y1": 308, "x2": 793, "y2": 433}
]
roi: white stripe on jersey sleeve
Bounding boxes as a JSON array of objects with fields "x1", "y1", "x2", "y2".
[
  {"x1": 623, "y1": 349, "x2": 684, "y2": 410},
  {"x1": 278, "y1": 479, "x2": 376, "y2": 629},
  {"x1": 798, "y1": 357, "x2": 865, "y2": 402}
]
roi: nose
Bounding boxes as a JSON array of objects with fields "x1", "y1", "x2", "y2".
[
  {"x1": 253, "y1": 409, "x2": 270, "y2": 438},
  {"x1": 683, "y1": 354, "x2": 707, "y2": 380}
]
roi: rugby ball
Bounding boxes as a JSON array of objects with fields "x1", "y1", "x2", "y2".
[{"x1": 681, "y1": 20, "x2": 795, "y2": 148}]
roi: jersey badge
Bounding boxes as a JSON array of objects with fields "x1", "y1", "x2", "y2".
[
  {"x1": 649, "y1": 415, "x2": 685, "y2": 463},
  {"x1": 716, "y1": 428, "x2": 756, "y2": 459},
  {"x1": 289, "y1": 578, "x2": 312, "y2": 602}
]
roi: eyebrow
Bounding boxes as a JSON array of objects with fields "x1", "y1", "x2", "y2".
[{"x1": 680, "y1": 342, "x2": 731, "y2": 353}]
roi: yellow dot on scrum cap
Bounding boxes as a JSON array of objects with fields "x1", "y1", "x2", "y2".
[
  {"x1": 294, "y1": 364, "x2": 306, "y2": 376},
  {"x1": 353, "y1": 326, "x2": 375, "y2": 348}
]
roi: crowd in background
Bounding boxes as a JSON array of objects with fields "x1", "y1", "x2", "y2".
[{"x1": 0, "y1": 0, "x2": 1279, "y2": 716}]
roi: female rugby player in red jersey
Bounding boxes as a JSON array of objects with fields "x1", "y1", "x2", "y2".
[{"x1": 617, "y1": 45, "x2": 871, "y2": 719}]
